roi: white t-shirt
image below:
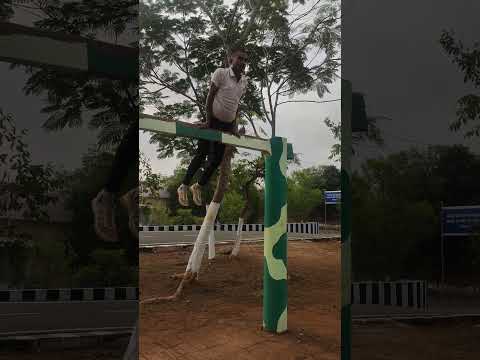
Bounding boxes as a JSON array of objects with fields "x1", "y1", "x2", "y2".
[{"x1": 211, "y1": 67, "x2": 247, "y2": 123}]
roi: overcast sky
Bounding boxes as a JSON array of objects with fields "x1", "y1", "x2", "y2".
[
  {"x1": 3, "y1": 1, "x2": 479, "y2": 176},
  {"x1": 343, "y1": 0, "x2": 480, "y2": 167}
]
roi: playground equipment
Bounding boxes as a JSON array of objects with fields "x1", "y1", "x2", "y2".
[{"x1": 140, "y1": 114, "x2": 294, "y2": 333}]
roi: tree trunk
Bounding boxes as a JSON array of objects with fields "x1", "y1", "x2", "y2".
[
  {"x1": 231, "y1": 184, "x2": 251, "y2": 257},
  {"x1": 186, "y1": 145, "x2": 234, "y2": 274},
  {"x1": 141, "y1": 146, "x2": 235, "y2": 303},
  {"x1": 206, "y1": 204, "x2": 216, "y2": 260}
]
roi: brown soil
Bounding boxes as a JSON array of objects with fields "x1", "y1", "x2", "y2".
[
  {"x1": 140, "y1": 240, "x2": 341, "y2": 360},
  {"x1": 352, "y1": 319, "x2": 480, "y2": 359}
]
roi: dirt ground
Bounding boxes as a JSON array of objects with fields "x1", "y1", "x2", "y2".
[
  {"x1": 140, "y1": 240, "x2": 341, "y2": 360},
  {"x1": 352, "y1": 318, "x2": 480, "y2": 360}
]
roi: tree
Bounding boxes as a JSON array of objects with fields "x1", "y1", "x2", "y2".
[
  {"x1": 230, "y1": 155, "x2": 264, "y2": 222},
  {"x1": 8, "y1": 1, "x2": 139, "y2": 150},
  {"x1": 140, "y1": 0, "x2": 340, "y2": 159},
  {"x1": 351, "y1": 145, "x2": 480, "y2": 282},
  {"x1": 287, "y1": 165, "x2": 339, "y2": 221},
  {"x1": 139, "y1": 151, "x2": 163, "y2": 198},
  {"x1": 0, "y1": 109, "x2": 63, "y2": 286},
  {"x1": 440, "y1": 30, "x2": 480, "y2": 138},
  {"x1": 324, "y1": 91, "x2": 385, "y2": 162}
]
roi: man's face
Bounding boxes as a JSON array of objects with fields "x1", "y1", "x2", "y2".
[{"x1": 230, "y1": 51, "x2": 247, "y2": 73}]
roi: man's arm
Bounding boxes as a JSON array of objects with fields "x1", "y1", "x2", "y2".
[
  {"x1": 205, "y1": 83, "x2": 219, "y2": 127},
  {"x1": 232, "y1": 108, "x2": 245, "y2": 137}
]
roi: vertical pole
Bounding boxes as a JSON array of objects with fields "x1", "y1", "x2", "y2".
[
  {"x1": 263, "y1": 136, "x2": 288, "y2": 333},
  {"x1": 325, "y1": 199, "x2": 327, "y2": 225},
  {"x1": 341, "y1": 79, "x2": 353, "y2": 360}
]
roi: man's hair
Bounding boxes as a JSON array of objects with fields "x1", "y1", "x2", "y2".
[
  {"x1": 228, "y1": 46, "x2": 246, "y2": 63},
  {"x1": 224, "y1": 46, "x2": 246, "y2": 66},
  {"x1": 229, "y1": 46, "x2": 246, "y2": 56}
]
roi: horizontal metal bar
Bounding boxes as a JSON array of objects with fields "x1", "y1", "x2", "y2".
[
  {"x1": 140, "y1": 115, "x2": 273, "y2": 154},
  {"x1": 0, "y1": 22, "x2": 137, "y2": 80}
]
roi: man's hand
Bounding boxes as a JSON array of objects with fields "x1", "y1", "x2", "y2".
[
  {"x1": 231, "y1": 126, "x2": 245, "y2": 138},
  {"x1": 191, "y1": 121, "x2": 208, "y2": 129}
]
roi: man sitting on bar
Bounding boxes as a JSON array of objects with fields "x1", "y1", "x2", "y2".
[{"x1": 177, "y1": 47, "x2": 247, "y2": 207}]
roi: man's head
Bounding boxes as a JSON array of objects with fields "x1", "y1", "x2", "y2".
[{"x1": 229, "y1": 47, "x2": 247, "y2": 74}]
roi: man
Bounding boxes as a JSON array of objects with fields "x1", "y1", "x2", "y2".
[{"x1": 177, "y1": 47, "x2": 248, "y2": 207}]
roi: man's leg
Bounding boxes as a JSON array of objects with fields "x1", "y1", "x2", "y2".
[
  {"x1": 189, "y1": 119, "x2": 232, "y2": 206},
  {"x1": 92, "y1": 122, "x2": 138, "y2": 242},
  {"x1": 198, "y1": 141, "x2": 226, "y2": 185},
  {"x1": 178, "y1": 139, "x2": 209, "y2": 206}
]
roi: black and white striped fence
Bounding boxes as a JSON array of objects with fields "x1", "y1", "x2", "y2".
[
  {"x1": 0, "y1": 287, "x2": 138, "y2": 302},
  {"x1": 139, "y1": 222, "x2": 321, "y2": 235},
  {"x1": 351, "y1": 280, "x2": 427, "y2": 310}
]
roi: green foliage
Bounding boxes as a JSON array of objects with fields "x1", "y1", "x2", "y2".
[
  {"x1": 9, "y1": 1, "x2": 138, "y2": 149},
  {"x1": 218, "y1": 191, "x2": 244, "y2": 223},
  {"x1": 27, "y1": 238, "x2": 72, "y2": 288},
  {"x1": 170, "y1": 208, "x2": 203, "y2": 225},
  {"x1": 287, "y1": 165, "x2": 340, "y2": 221},
  {"x1": 141, "y1": 0, "x2": 340, "y2": 158},
  {"x1": 145, "y1": 203, "x2": 170, "y2": 224},
  {"x1": 140, "y1": 151, "x2": 163, "y2": 198},
  {"x1": 324, "y1": 107, "x2": 385, "y2": 161},
  {"x1": 352, "y1": 145, "x2": 480, "y2": 283},
  {"x1": 0, "y1": 110, "x2": 63, "y2": 229},
  {"x1": 72, "y1": 249, "x2": 137, "y2": 287},
  {"x1": 440, "y1": 30, "x2": 480, "y2": 138}
]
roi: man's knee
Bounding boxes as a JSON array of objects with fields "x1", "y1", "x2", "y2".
[{"x1": 204, "y1": 157, "x2": 221, "y2": 171}]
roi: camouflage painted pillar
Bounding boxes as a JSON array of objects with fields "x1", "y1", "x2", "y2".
[
  {"x1": 263, "y1": 136, "x2": 288, "y2": 333},
  {"x1": 341, "y1": 79, "x2": 353, "y2": 360}
]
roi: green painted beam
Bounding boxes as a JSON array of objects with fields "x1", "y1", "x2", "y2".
[
  {"x1": 140, "y1": 114, "x2": 294, "y2": 159},
  {"x1": 0, "y1": 22, "x2": 137, "y2": 80}
]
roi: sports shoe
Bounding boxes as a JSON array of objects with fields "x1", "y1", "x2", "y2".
[
  {"x1": 120, "y1": 187, "x2": 139, "y2": 240},
  {"x1": 190, "y1": 183, "x2": 203, "y2": 206},
  {"x1": 91, "y1": 189, "x2": 118, "y2": 242},
  {"x1": 177, "y1": 184, "x2": 189, "y2": 207}
]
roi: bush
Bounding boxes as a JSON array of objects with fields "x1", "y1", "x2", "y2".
[{"x1": 72, "y1": 249, "x2": 137, "y2": 287}]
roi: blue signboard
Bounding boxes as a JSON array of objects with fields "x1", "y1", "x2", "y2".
[
  {"x1": 325, "y1": 190, "x2": 341, "y2": 205},
  {"x1": 442, "y1": 206, "x2": 480, "y2": 236}
]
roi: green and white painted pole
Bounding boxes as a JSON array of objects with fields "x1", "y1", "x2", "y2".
[
  {"x1": 263, "y1": 136, "x2": 288, "y2": 333},
  {"x1": 341, "y1": 79, "x2": 352, "y2": 360}
]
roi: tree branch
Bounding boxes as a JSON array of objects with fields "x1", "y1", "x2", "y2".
[
  {"x1": 238, "y1": 0, "x2": 263, "y2": 45},
  {"x1": 194, "y1": 0, "x2": 227, "y2": 45},
  {"x1": 245, "y1": 113, "x2": 260, "y2": 137}
]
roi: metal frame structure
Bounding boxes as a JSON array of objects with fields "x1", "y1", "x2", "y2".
[{"x1": 140, "y1": 114, "x2": 293, "y2": 333}]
